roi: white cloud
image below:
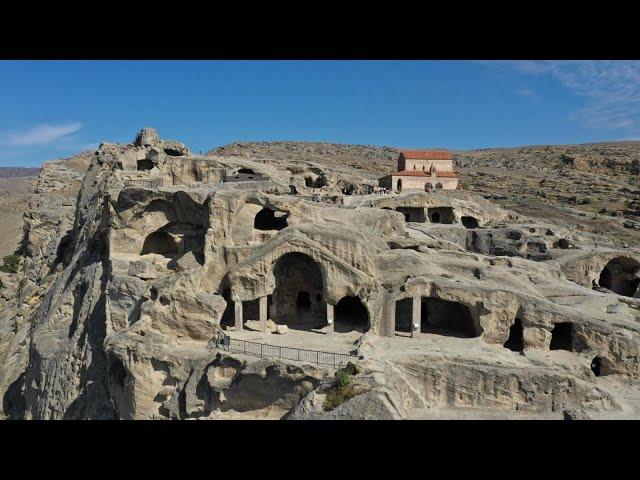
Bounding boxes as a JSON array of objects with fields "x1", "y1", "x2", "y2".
[
  {"x1": 485, "y1": 61, "x2": 640, "y2": 133},
  {"x1": 3, "y1": 122, "x2": 83, "y2": 146}
]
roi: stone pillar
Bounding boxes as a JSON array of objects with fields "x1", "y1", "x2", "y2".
[
  {"x1": 326, "y1": 303, "x2": 334, "y2": 333},
  {"x1": 383, "y1": 300, "x2": 396, "y2": 337},
  {"x1": 259, "y1": 296, "x2": 268, "y2": 333},
  {"x1": 234, "y1": 301, "x2": 243, "y2": 333},
  {"x1": 412, "y1": 296, "x2": 421, "y2": 338}
]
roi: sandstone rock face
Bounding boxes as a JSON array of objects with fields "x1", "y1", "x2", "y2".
[{"x1": 2, "y1": 130, "x2": 640, "y2": 420}]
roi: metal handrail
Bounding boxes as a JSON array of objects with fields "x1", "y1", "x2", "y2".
[
  {"x1": 225, "y1": 338, "x2": 357, "y2": 368},
  {"x1": 124, "y1": 178, "x2": 164, "y2": 188}
]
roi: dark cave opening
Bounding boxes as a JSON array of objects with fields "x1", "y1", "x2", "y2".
[
  {"x1": 296, "y1": 291, "x2": 311, "y2": 313},
  {"x1": 461, "y1": 216, "x2": 479, "y2": 228},
  {"x1": 141, "y1": 231, "x2": 178, "y2": 258},
  {"x1": 599, "y1": 257, "x2": 640, "y2": 297},
  {"x1": 549, "y1": 322, "x2": 573, "y2": 351},
  {"x1": 137, "y1": 159, "x2": 154, "y2": 171},
  {"x1": 273, "y1": 252, "x2": 324, "y2": 330},
  {"x1": 420, "y1": 297, "x2": 480, "y2": 338},
  {"x1": 253, "y1": 207, "x2": 289, "y2": 231},
  {"x1": 334, "y1": 296, "x2": 369, "y2": 333},
  {"x1": 503, "y1": 318, "x2": 524, "y2": 352},
  {"x1": 591, "y1": 356, "x2": 602, "y2": 377}
]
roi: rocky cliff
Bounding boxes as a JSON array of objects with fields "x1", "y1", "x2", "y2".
[{"x1": 1, "y1": 132, "x2": 640, "y2": 420}]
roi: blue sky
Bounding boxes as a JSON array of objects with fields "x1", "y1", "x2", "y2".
[{"x1": 1, "y1": 60, "x2": 639, "y2": 167}]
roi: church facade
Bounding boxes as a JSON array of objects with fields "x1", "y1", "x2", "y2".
[{"x1": 380, "y1": 150, "x2": 459, "y2": 192}]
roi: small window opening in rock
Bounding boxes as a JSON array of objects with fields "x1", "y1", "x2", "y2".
[
  {"x1": 316, "y1": 293, "x2": 322, "y2": 302},
  {"x1": 503, "y1": 318, "x2": 524, "y2": 351},
  {"x1": 435, "y1": 183, "x2": 443, "y2": 189},
  {"x1": 238, "y1": 168, "x2": 255, "y2": 175},
  {"x1": 253, "y1": 207, "x2": 289, "y2": 231},
  {"x1": 159, "y1": 296, "x2": 170, "y2": 306},
  {"x1": 297, "y1": 291, "x2": 311, "y2": 313},
  {"x1": 461, "y1": 216, "x2": 479, "y2": 228},
  {"x1": 549, "y1": 322, "x2": 573, "y2": 351},
  {"x1": 150, "y1": 287, "x2": 158, "y2": 301},
  {"x1": 164, "y1": 148, "x2": 185, "y2": 156},
  {"x1": 591, "y1": 357, "x2": 603, "y2": 376}
]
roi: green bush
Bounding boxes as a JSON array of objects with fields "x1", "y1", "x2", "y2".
[
  {"x1": 323, "y1": 364, "x2": 360, "y2": 412},
  {"x1": 582, "y1": 196, "x2": 594, "y2": 205},
  {"x1": 335, "y1": 367, "x2": 352, "y2": 388},
  {"x1": 0, "y1": 254, "x2": 21, "y2": 274}
]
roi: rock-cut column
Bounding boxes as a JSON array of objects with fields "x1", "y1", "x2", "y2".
[
  {"x1": 383, "y1": 300, "x2": 396, "y2": 337},
  {"x1": 259, "y1": 296, "x2": 268, "y2": 333},
  {"x1": 234, "y1": 301, "x2": 243, "y2": 333},
  {"x1": 326, "y1": 303, "x2": 334, "y2": 333},
  {"x1": 412, "y1": 296, "x2": 421, "y2": 338}
]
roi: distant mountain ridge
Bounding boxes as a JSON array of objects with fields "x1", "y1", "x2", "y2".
[{"x1": 0, "y1": 167, "x2": 41, "y2": 179}]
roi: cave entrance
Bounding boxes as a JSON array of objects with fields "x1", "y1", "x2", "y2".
[
  {"x1": 273, "y1": 252, "x2": 324, "y2": 331},
  {"x1": 334, "y1": 296, "x2": 369, "y2": 333},
  {"x1": 305, "y1": 175, "x2": 326, "y2": 189},
  {"x1": 141, "y1": 230, "x2": 178, "y2": 258},
  {"x1": 461, "y1": 216, "x2": 479, "y2": 229},
  {"x1": 549, "y1": 322, "x2": 573, "y2": 351},
  {"x1": 420, "y1": 297, "x2": 480, "y2": 338},
  {"x1": 220, "y1": 288, "x2": 234, "y2": 330},
  {"x1": 591, "y1": 357, "x2": 603, "y2": 377},
  {"x1": 254, "y1": 207, "x2": 289, "y2": 231},
  {"x1": 394, "y1": 298, "x2": 413, "y2": 336},
  {"x1": 428, "y1": 207, "x2": 455, "y2": 224},
  {"x1": 137, "y1": 159, "x2": 154, "y2": 171},
  {"x1": 242, "y1": 298, "x2": 261, "y2": 330},
  {"x1": 396, "y1": 207, "x2": 426, "y2": 223},
  {"x1": 598, "y1": 257, "x2": 640, "y2": 297},
  {"x1": 503, "y1": 318, "x2": 524, "y2": 352},
  {"x1": 238, "y1": 168, "x2": 255, "y2": 175}
]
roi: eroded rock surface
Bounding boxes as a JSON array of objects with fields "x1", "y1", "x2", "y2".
[{"x1": 2, "y1": 129, "x2": 640, "y2": 420}]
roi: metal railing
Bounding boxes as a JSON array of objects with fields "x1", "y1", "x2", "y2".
[
  {"x1": 124, "y1": 178, "x2": 164, "y2": 189},
  {"x1": 226, "y1": 338, "x2": 358, "y2": 367}
]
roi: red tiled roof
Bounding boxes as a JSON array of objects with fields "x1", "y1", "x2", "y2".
[
  {"x1": 399, "y1": 149, "x2": 453, "y2": 160},
  {"x1": 393, "y1": 170, "x2": 458, "y2": 178}
]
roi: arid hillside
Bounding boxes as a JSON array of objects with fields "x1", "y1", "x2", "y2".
[
  {"x1": 0, "y1": 154, "x2": 93, "y2": 259},
  {"x1": 0, "y1": 168, "x2": 40, "y2": 179},
  {"x1": 0, "y1": 175, "x2": 37, "y2": 258}
]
